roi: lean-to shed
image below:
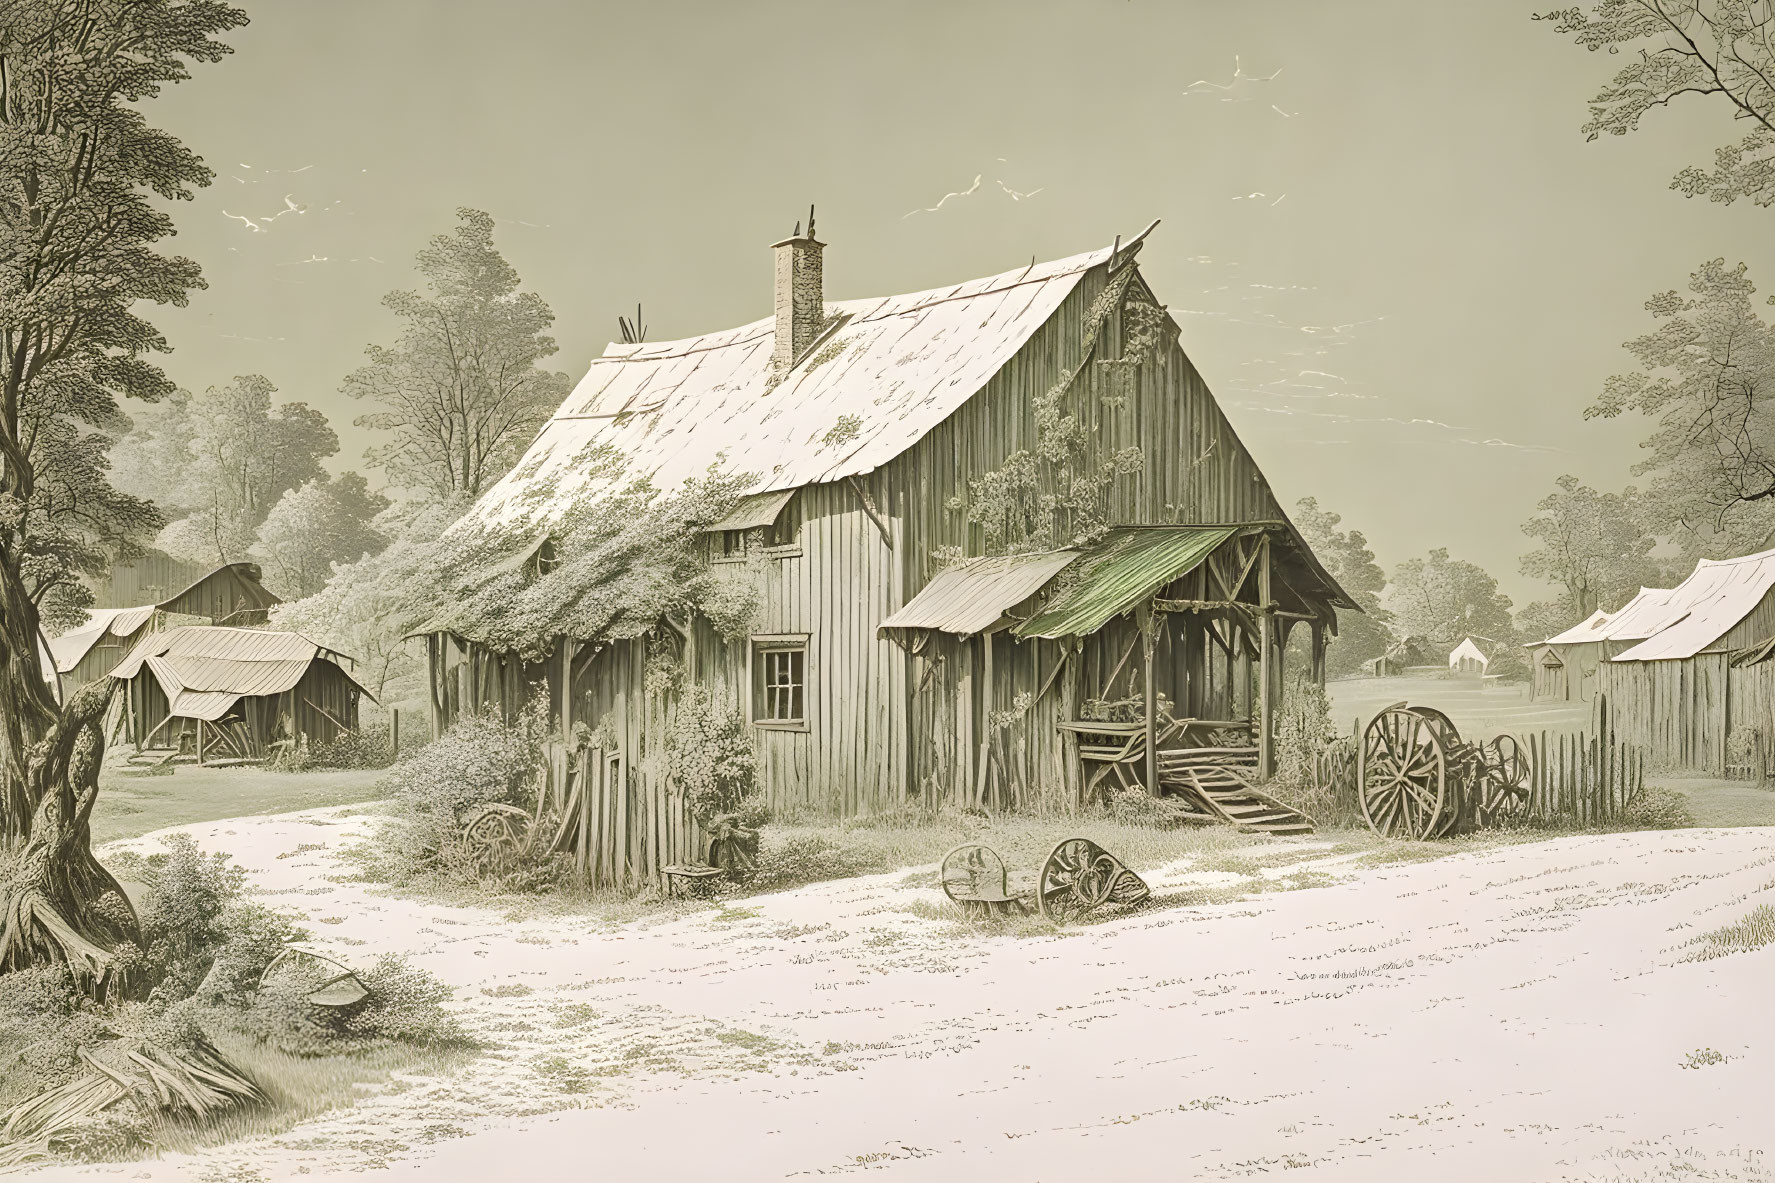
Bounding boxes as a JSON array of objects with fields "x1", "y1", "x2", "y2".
[
  {"x1": 110, "y1": 626, "x2": 368, "y2": 762},
  {"x1": 426, "y1": 218, "x2": 1355, "y2": 888},
  {"x1": 46, "y1": 563, "x2": 282, "y2": 696}
]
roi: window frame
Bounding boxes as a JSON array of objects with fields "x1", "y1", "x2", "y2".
[{"x1": 749, "y1": 633, "x2": 811, "y2": 732}]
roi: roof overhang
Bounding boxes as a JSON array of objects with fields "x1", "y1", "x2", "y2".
[
  {"x1": 702, "y1": 489, "x2": 795, "y2": 534},
  {"x1": 880, "y1": 551, "x2": 1080, "y2": 640}
]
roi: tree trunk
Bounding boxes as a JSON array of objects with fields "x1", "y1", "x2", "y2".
[
  {"x1": 0, "y1": 557, "x2": 61, "y2": 843},
  {"x1": 0, "y1": 679, "x2": 141, "y2": 999}
]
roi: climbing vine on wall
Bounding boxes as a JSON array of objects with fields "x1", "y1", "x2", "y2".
[{"x1": 943, "y1": 267, "x2": 1162, "y2": 558}]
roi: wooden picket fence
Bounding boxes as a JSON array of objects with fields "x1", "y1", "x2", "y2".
[
  {"x1": 539, "y1": 740, "x2": 705, "y2": 891},
  {"x1": 1521, "y1": 729, "x2": 1645, "y2": 825}
]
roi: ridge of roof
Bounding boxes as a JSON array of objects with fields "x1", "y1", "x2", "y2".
[{"x1": 463, "y1": 238, "x2": 1129, "y2": 531}]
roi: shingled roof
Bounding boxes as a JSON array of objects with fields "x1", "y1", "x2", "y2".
[{"x1": 464, "y1": 241, "x2": 1126, "y2": 529}]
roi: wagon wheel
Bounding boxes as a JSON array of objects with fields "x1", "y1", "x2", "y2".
[
  {"x1": 1475, "y1": 734, "x2": 1531, "y2": 826},
  {"x1": 461, "y1": 803, "x2": 533, "y2": 870},
  {"x1": 1036, "y1": 838, "x2": 1149, "y2": 926},
  {"x1": 1358, "y1": 704, "x2": 1450, "y2": 840}
]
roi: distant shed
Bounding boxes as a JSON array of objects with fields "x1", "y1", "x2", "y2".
[
  {"x1": 109, "y1": 626, "x2": 368, "y2": 762},
  {"x1": 1596, "y1": 548, "x2": 1775, "y2": 772},
  {"x1": 46, "y1": 563, "x2": 281, "y2": 697}
]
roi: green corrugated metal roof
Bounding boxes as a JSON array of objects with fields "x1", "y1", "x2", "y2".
[{"x1": 1015, "y1": 526, "x2": 1237, "y2": 640}]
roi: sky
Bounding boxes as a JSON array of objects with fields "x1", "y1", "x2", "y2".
[{"x1": 146, "y1": 0, "x2": 1775, "y2": 608}]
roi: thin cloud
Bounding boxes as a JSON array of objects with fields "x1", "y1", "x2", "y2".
[
  {"x1": 903, "y1": 175, "x2": 982, "y2": 218},
  {"x1": 1183, "y1": 55, "x2": 1281, "y2": 102}
]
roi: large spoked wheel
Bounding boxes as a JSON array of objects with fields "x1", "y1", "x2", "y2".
[
  {"x1": 1476, "y1": 734, "x2": 1531, "y2": 826},
  {"x1": 461, "y1": 802, "x2": 533, "y2": 872},
  {"x1": 1036, "y1": 838, "x2": 1149, "y2": 926},
  {"x1": 1359, "y1": 704, "x2": 1450, "y2": 840}
]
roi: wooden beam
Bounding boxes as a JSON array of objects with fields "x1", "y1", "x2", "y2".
[
  {"x1": 847, "y1": 476, "x2": 893, "y2": 547},
  {"x1": 974, "y1": 631, "x2": 994, "y2": 808},
  {"x1": 1142, "y1": 607, "x2": 1159, "y2": 797},
  {"x1": 1258, "y1": 535, "x2": 1275, "y2": 780}
]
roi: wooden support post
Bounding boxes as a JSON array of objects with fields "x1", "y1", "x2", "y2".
[
  {"x1": 1258, "y1": 535, "x2": 1275, "y2": 780},
  {"x1": 975, "y1": 630, "x2": 995, "y2": 808},
  {"x1": 197, "y1": 719, "x2": 207, "y2": 765},
  {"x1": 391, "y1": 709, "x2": 400, "y2": 755},
  {"x1": 958, "y1": 639, "x2": 975, "y2": 810},
  {"x1": 1142, "y1": 606, "x2": 1159, "y2": 797},
  {"x1": 1310, "y1": 621, "x2": 1327, "y2": 687}
]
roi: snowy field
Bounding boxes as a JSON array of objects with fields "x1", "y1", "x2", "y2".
[{"x1": 27, "y1": 806, "x2": 1775, "y2": 1182}]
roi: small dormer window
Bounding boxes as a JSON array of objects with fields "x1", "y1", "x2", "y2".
[{"x1": 528, "y1": 537, "x2": 559, "y2": 578}]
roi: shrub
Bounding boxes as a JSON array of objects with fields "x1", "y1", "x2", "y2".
[
  {"x1": 269, "y1": 722, "x2": 397, "y2": 772},
  {"x1": 743, "y1": 834, "x2": 873, "y2": 893},
  {"x1": 245, "y1": 953, "x2": 464, "y2": 1056},
  {"x1": 668, "y1": 684, "x2": 756, "y2": 826},
  {"x1": 1102, "y1": 786, "x2": 1196, "y2": 829},
  {"x1": 368, "y1": 701, "x2": 554, "y2": 889},
  {"x1": 0, "y1": 966, "x2": 104, "y2": 1106},
  {"x1": 1624, "y1": 786, "x2": 1695, "y2": 830}
]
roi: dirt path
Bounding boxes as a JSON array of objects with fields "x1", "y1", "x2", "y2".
[{"x1": 37, "y1": 812, "x2": 1775, "y2": 1182}]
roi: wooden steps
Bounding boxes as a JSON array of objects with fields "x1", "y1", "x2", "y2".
[{"x1": 1158, "y1": 748, "x2": 1315, "y2": 836}]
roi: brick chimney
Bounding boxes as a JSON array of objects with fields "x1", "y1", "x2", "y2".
[{"x1": 771, "y1": 205, "x2": 824, "y2": 370}]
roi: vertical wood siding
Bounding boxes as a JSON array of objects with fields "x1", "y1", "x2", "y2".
[{"x1": 428, "y1": 256, "x2": 1324, "y2": 846}]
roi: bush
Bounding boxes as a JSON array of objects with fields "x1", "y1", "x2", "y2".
[
  {"x1": 743, "y1": 834, "x2": 873, "y2": 893},
  {"x1": 269, "y1": 722, "x2": 397, "y2": 772},
  {"x1": 0, "y1": 966, "x2": 104, "y2": 1107},
  {"x1": 116, "y1": 835, "x2": 306, "y2": 1006},
  {"x1": 668, "y1": 685, "x2": 756, "y2": 826},
  {"x1": 1102, "y1": 786, "x2": 1195, "y2": 829},
  {"x1": 1624, "y1": 786, "x2": 1696, "y2": 830},
  {"x1": 245, "y1": 953, "x2": 464, "y2": 1056},
  {"x1": 367, "y1": 702, "x2": 556, "y2": 890}
]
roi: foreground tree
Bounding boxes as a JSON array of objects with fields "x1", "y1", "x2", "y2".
[
  {"x1": 1540, "y1": 1, "x2": 1775, "y2": 208},
  {"x1": 344, "y1": 208, "x2": 572, "y2": 500},
  {"x1": 1, "y1": 0, "x2": 249, "y2": 989},
  {"x1": 18, "y1": 372, "x2": 165, "y2": 632},
  {"x1": 1519, "y1": 475, "x2": 1662, "y2": 624},
  {"x1": 1587, "y1": 258, "x2": 1775, "y2": 557}
]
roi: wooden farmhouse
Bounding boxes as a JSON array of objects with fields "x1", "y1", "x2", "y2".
[
  {"x1": 1593, "y1": 548, "x2": 1775, "y2": 774},
  {"x1": 426, "y1": 220, "x2": 1356, "y2": 886},
  {"x1": 110, "y1": 626, "x2": 368, "y2": 762},
  {"x1": 46, "y1": 562, "x2": 281, "y2": 697}
]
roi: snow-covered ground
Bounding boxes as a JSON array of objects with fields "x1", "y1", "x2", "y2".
[{"x1": 36, "y1": 809, "x2": 1775, "y2": 1182}]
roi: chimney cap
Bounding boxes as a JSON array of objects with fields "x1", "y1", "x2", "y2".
[{"x1": 770, "y1": 204, "x2": 821, "y2": 249}]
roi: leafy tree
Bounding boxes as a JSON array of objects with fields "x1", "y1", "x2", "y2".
[
  {"x1": 344, "y1": 208, "x2": 571, "y2": 499},
  {"x1": 1539, "y1": 1, "x2": 1775, "y2": 208},
  {"x1": 1389, "y1": 548, "x2": 1517, "y2": 649},
  {"x1": 0, "y1": 0, "x2": 248, "y2": 990},
  {"x1": 141, "y1": 375, "x2": 338, "y2": 566},
  {"x1": 18, "y1": 373, "x2": 164, "y2": 632},
  {"x1": 1291, "y1": 497, "x2": 1393, "y2": 678},
  {"x1": 1586, "y1": 259, "x2": 1775, "y2": 558},
  {"x1": 271, "y1": 497, "x2": 463, "y2": 704},
  {"x1": 1518, "y1": 597, "x2": 1589, "y2": 646},
  {"x1": 250, "y1": 472, "x2": 390, "y2": 599},
  {"x1": 1519, "y1": 475, "x2": 1662, "y2": 626}
]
